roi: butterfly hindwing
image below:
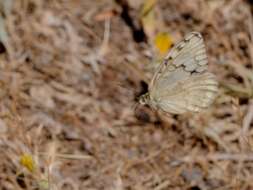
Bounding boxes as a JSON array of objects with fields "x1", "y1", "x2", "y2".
[{"x1": 156, "y1": 72, "x2": 218, "y2": 114}]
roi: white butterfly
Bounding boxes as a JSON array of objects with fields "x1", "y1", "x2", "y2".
[{"x1": 139, "y1": 32, "x2": 218, "y2": 114}]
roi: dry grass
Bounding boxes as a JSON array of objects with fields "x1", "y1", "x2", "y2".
[{"x1": 0, "y1": 0, "x2": 253, "y2": 189}]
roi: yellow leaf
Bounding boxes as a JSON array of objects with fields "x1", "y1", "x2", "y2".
[
  {"x1": 154, "y1": 32, "x2": 173, "y2": 55},
  {"x1": 20, "y1": 154, "x2": 36, "y2": 172},
  {"x1": 38, "y1": 179, "x2": 49, "y2": 190},
  {"x1": 140, "y1": 0, "x2": 157, "y2": 40},
  {"x1": 141, "y1": 0, "x2": 157, "y2": 16}
]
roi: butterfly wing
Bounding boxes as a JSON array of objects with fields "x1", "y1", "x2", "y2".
[
  {"x1": 164, "y1": 32, "x2": 208, "y2": 72},
  {"x1": 154, "y1": 71, "x2": 218, "y2": 114},
  {"x1": 149, "y1": 32, "x2": 218, "y2": 114}
]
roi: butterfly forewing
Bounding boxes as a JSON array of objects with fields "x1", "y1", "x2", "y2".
[
  {"x1": 164, "y1": 32, "x2": 208, "y2": 72},
  {"x1": 147, "y1": 32, "x2": 218, "y2": 114}
]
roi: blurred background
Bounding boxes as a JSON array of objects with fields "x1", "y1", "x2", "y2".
[{"x1": 0, "y1": 0, "x2": 253, "y2": 189}]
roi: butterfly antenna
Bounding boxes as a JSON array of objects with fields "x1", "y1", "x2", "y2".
[
  {"x1": 130, "y1": 101, "x2": 137, "y2": 111},
  {"x1": 112, "y1": 81, "x2": 126, "y2": 90},
  {"x1": 134, "y1": 102, "x2": 138, "y2": 111}
]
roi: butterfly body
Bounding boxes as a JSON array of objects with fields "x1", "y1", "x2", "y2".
[{"x1": 139, "y1": 32, "x2": 218, "y2": 114}]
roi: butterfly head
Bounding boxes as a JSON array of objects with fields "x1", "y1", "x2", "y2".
[{"x1": 138, "y1": 93, "x2": 150, "y2": 105}]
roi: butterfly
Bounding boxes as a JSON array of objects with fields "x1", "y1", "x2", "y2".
[{"x1": 139, "y1": 32, "x2": 218, "y2": 114}]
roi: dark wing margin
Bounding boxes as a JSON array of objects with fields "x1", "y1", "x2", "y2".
[{"x1": 164, "y1": 32, "x2": 208, "y2": 73}]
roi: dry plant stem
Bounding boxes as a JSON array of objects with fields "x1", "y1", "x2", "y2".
[
  {"x1": 247, "y1": 6, "x2": 253, "y2": 67},
  {"x1": 123, "y1": 143, "x2": 174, "y2": 171},
  {"x1": 242, "y1": 101, "x2": 253, "y2": 138},
  {"x1": 38, "y1": 152, "x2": 93, "y2": 160},
  {"x1": 179, "y1": 153, "x2": 253, "y2": 163}
]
